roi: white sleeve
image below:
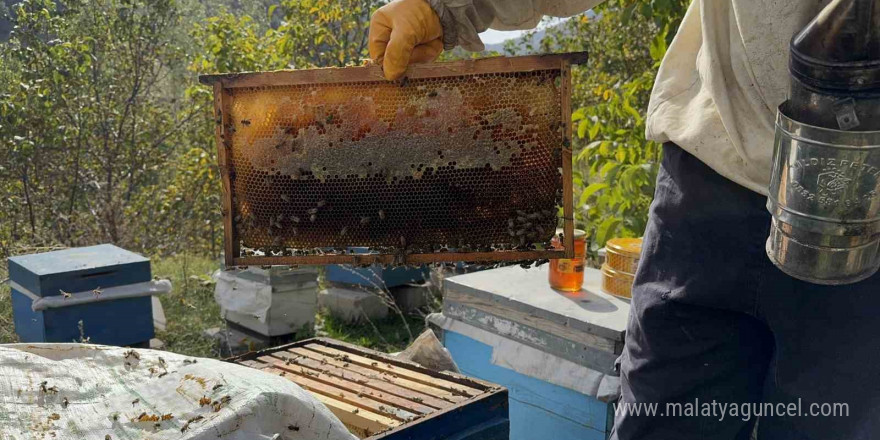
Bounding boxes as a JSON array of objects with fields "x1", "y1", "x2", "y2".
[{"x1": 427, "y1": 0, "x2": 604, "y2": 51}]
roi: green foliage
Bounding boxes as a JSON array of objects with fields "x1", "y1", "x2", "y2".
[
  {"x1": 506, "y1": 1, "x2": 687, "y2": 250},
  {"x1": 0, "y1": 0, "x2": 688, "y2": 261}
]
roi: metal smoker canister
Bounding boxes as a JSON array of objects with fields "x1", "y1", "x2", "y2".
[{"x1": 767, "y1": 0, "x2": 880, "y2": 284}]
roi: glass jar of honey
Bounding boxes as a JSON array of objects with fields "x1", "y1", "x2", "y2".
[{"x1": 549, "y1": 228, "x2": 587, "y2": 291}]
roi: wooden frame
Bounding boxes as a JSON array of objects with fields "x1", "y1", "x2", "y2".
[
  {"x1": 201, "y1": 53, "x2": 587, "y2": 268},
  {"x1": 227, "y1": 337, "x2": 509, "y2": 439}
]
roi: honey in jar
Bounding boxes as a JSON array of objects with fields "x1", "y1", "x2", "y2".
[{"x1": 549, "y1": 228, "x2": 587, "y2": 291}]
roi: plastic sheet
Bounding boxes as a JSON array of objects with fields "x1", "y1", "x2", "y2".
[{"x1": 0, "y1": 343, "x2": 357, "y2": 440}]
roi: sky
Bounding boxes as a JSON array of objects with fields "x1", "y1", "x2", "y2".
[
  {"x1": 479, "y1": 29, "x2": 529, "y2": 45},
  {"x1": 478, "y1": 16, "x2": 574, "y2": 45}
]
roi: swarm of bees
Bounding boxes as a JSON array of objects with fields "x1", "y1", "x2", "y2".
[{"x1": 507, "y1": 209, "x2": 555, "y2": 247}]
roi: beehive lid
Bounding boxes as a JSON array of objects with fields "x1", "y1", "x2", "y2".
[
  {"x1": 441, "y1": 265, "x2": 630, "y2": 374},
  {"x1": 7, "y1": 244, "x2": 150, "y2": 297}
]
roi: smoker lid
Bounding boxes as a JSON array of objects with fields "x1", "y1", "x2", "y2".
[{"x1": 790, "y1": 0, "x2": 880, "y2": 92}]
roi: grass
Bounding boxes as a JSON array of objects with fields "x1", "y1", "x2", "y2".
[
  {"x1": 151, "y1": 253, "x2": 225, "y2": 357},
  {"x1": 319, "y1": 311, "x2": 427, "y2": 353},
  {"x1": 0, "y1": 253, "x2": 432, "y2": 356}
]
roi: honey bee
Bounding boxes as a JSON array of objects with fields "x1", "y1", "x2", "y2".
[
  {"x1": 378, "y1": 210, "x2": 385, "y2": 220},
  {"x1": 240, "y1": 119, "x2": 251, "y2": 126},
  {"x1": 199, "y1": 396, "x2": 211, "y2": 407},
  {"x1": 161, "y1": 414, "x2": 173, "y2": 421},
  {"x1": 212, "y1": 384, "x2": 223, "y2": 391},
  {"x1": 39, "y1": 381, "x2": 48, "y2": 393},
  {"x1": 92, "y1": 287, "x2": 102, "y2": 297},
  {"x1": 280, "y1": 194, "x2": 290, "y2": 203},
  {"x1": 339, "y1": 227, "x2": 348, "y2": 237},
  {"x1": 61, "y1": 397, "x2": 69, "y2": 408},
  {"x1": 427, "y1": 90, "x2": 438, "y2": 98},
  {"x1": 48, "y1": 413, "x2": 60, "y2": 421},
  {"x1": 290, "y1": 215, "x2": 300, "y2": 223},
  {"x1": 360, "y1": 217, "x2": 370, "y2": 225},
  {"x1": 307, "y1": 208, "x2": 318, "y2": 215},
  {"x1": 59, "y1": 290, "x2": 71, "y2": 299},
  {"x1": 310, "y1": 214, "x2": 317, "y2": 222},
  {"x1": 316, "y1": 200, "x2": 326, "y2": 208},
  {"x1": 105, "y1": 435, "x2": 112, "y2": 440},
  {"x1": 131, "y1": 399, "x2": 140, "y2": 406}
]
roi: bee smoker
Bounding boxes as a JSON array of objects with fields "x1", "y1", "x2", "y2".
[{"x1": 767, "y1": 0, "x2": 880, "y2": 284}]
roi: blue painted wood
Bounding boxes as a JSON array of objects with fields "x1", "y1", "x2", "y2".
[
  {"x1": 8, "y1": 244, "x2": 151, "y2": 297},
  {"x1": 376, "y1": 390, "x2": 509, "y2": 440},
  {"x1": 325, "y1": 248, "x2": 428, "y2": 288},
  {"x1": 443, "y1": 330, "x2": 611, "y2": 440},
  {"x1": 9, "y1": 244, "x2": 154, "y2": 346}
]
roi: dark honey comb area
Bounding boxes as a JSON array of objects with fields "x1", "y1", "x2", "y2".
[{"x1": 228, "y1": 72, "x2": 562, "y2": 253}]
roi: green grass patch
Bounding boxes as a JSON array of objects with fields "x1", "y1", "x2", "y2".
[{"x1": 318, "y1": 311, "x2": 427, "y2": 353}]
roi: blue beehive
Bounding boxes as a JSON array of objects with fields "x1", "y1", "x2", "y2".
[
  {"x1": 325, "y1": 248, "x2": 429, "y2": 288},
  {"x1": 8, "y1": 244, "x2": 154, "y2": 346}
]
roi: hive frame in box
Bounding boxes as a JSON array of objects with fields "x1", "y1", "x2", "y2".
[
  {"x1": 200, "y1": 53, "x2": 586, "y2": 268},
  {"x1": 227, "y1": 337, "x2": 509, "y2": 439}
]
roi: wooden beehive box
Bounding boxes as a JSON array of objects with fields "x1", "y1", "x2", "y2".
[{"x1": 229, "y1": 338, "x2": 509, "y2": 439}]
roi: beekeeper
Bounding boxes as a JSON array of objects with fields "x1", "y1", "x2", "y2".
[{"x1": 369, "y1": 0, "x2": 880, "y2": 439}]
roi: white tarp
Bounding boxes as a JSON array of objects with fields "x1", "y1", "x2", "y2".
[
  {"x1": 428, "y1": 313, "x2": 621, "y2": 402},
  {"x1": 0, "y1": 343, "x2": 357, "y2": 440},
  {"x1": 213, "y1": 270, "x2": 272, "y2": 323}
]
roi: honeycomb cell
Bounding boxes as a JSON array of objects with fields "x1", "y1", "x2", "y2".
[{"x1": 223, "y1": 69, "x2": 566, "y2": 255}]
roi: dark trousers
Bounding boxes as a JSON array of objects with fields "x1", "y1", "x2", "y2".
[{"x1": 610, "y1": 143, "x2": 880, "y2": 440}]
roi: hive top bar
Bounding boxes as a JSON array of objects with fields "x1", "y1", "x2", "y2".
[
  {"x1": 8, "y1": 244, "x2": 148, "y2": 276},
  {"x1": 443, "y1": 265, "x2": 630, "y2": 342},
  {"x1": 198, "y1": 52, "x2": 588, "y2": 87},
  {"x1": 7, "y1": 244, "x2": 150, "y2": 297}
]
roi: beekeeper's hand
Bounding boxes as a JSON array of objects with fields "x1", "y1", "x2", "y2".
[{"x1": 369, "y1": 0, "x2": 444, "y2": 81}]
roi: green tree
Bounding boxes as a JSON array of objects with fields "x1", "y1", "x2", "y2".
[{"x1": 506, "y1": 0, "x2": 687, "y2": 251}]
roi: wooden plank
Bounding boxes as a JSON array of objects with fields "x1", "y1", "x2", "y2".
[
  {"x1": 560, "y1": 60, "x2": 575, "y2": 258},
  {"x1": 213, "y1": 82, "x2": 238, "y2": 268},
  {"x1": 254, "y1": 359, "x2": 416, "y2": 421},
  {"x1": 273, "y1": 350, "x2": 449, "y2": 411},
  {"x1": 232, "y1": 250, "x2": 565, "y2": 267},
  {"x1": 261, "y1": 354, "x2": 436, "y2": 415},
  {"x1": 304, "y1": 344, "x2": 482, "y2": 397},
  {"x1": 443, "y1": 288, "x2": 619, "y2": 354},
  {"x1": 311, "y1": 392, "x2": 399, "y2": 436},
  {"x1": 287, "y1": 347, "x2": 468, "y2": 404},
  {"x1": 315, "y1": 338, "x2": 501, "y2": 391},
  {"x1": 199, "y1": 52, "x2": 589, "y2": 88}
]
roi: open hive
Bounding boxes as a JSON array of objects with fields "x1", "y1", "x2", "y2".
[
  {"x1": 200, "y1": 53, "x2": 585, "y2": 267},
  {"x1": 230, "y1": 338, "x2": 508, "y2": 439}
]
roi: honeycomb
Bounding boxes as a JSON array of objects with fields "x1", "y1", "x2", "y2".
[{"x1": 223, "y1": 69, "x2": 565, "y2": 257}]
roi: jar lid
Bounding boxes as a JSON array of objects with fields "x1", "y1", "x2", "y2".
[
  {"x1": 555, "y1": 228, "x2": 586, "y2": 239},
  {"x1": 606, "y1": 237, "x2": 642, "y2": 258}
]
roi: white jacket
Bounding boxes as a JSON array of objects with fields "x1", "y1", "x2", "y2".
[{"x1": 429, "y1": 0, "x2": 834, "y2": 194}]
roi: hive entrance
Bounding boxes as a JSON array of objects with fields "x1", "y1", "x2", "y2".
[{"x1": 201, "y1": 53, "x2": 584, "y2": 267}]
